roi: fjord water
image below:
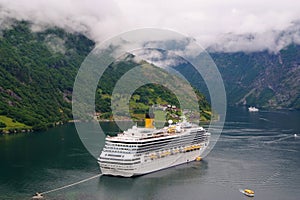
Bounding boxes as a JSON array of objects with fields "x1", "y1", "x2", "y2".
[{"x1": 0, "y1": 107, "x2": 299, "y2": 200}]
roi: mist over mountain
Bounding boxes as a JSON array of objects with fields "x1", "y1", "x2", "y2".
[
  {"x1": 1, "y1": 0, "x2": 300, "y2": 53},
  {"x1": 1, "y1": 0, "x2": 300, "y2": 130},
  {"x1": 1, "y1": 19, "x2": 299, "y2": 130}
]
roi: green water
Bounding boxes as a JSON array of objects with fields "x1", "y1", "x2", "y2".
[{"x1": 0, "y1": 107, "x2": 300, "y2": 200}]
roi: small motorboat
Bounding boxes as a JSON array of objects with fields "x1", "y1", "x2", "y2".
[
  {"x1": 32, "y1": 192, "x2": 44, "y2": 199},
  {"x1": 248, "y1": 106, "x2": 259, "y2": 112},
  {"x1": 294, "y1": 134, "x2": 298, "y2": 138},
  {"x1": 241, "y1": 189, "x2": 255, "y2": 197}
]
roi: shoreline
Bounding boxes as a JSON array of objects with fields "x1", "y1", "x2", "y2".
[
  {"x1": 0, "y1": 118, "x2": 213, "y2": 135},
  {"x1": 6, "y1": 104, "x2": 298, "y2": 135}
]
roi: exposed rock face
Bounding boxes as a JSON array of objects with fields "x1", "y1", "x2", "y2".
[{"x1": 174, "y1": 44, "x2": 300, "y2": 109}]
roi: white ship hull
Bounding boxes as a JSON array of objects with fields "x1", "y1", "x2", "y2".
[{"x1": 99, "y1": 147, "x2": 206, "y2": 177}]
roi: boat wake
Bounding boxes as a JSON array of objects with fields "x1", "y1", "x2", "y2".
[
  {"x1": 238, "y1": 188, "x2": 244, "y2": 193},
  {"x1": 32, "y1": 173, "x2": 102, "y2": 199},
  {"x1": 263, "y1": 134, "x2": 296, "y2": 144}
]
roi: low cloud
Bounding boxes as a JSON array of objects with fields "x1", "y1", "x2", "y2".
[
  {"x1": 134, "y1": 49, "x2": 187, "y2": 68},
  {"x1": 1, "y1": 0, "x2": 300, "y2": 52}
]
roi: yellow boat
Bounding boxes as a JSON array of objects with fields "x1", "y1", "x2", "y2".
[
  {"x1": 167, "y1": 126, "x2": 176, "y2": 133},
  {"x1": 241, "y1": 189, "x2": 255, "y2": 197},
  {"x1": 184, "y1": 146, "x2": 193, "y2": 151},
  {"x1": 150, "y1": 154, "x2": 157, "y2": 159},
  {"x1": 160, "y1": 151, "x2": 171, "y2": 157},
  {"x1": 195, "y1": 156, "x2": 202, "y2": 161}
]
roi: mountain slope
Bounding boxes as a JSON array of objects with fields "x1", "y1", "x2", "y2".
[
  {"x1": 0, "y1": 21, "x2": 94, "y2": 131},
  {"x1": 97, "y1": 55, "x2": 211, "y2": 121},
  {"x1": 211, "y1": 45, "x2": 300, "y2": 109},
  {"x1": 174, "y1": 45, "x2": 300, "y2": 110},
  {"x1": 2, "y1": 20, "x2": 298, "y2": 134},
  {"x1": 0, "y1": 21, "x2": 211, "y2": 133}
]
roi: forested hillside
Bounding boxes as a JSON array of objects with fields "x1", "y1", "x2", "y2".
[
  {"x1": 0, "y1": 21, "x2": 211, "y2": 133},
  {"x1": 0, "y1": 21, "x2": 94, "y2": 132},
  {"x1": 97, "y1": 54, "x2": 211, "y2": 121}
]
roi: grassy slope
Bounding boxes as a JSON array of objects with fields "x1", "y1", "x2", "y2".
[{"x1": 0, "y1": 115, "x2": 31, "y2": 131}]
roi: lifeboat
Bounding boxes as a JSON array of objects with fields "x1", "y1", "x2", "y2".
[
  {"x1": 150, "y1": 154, "x2": 157, "y2": 159},
  {"x1": 184, "y1": 146, "x2": 192, "y2": 151},
  {"x1": 167, "y1": 126, "x2": 176, "y2": 133},
  {"x1": 195, "y1": 156, "x2": 202, "y2": 161},
  {"x1": 160, "y1": 151, "x2": 171, "y2": 157},
  {"x1": 173, "y1": 149, "x2": 179, "y2": 153}
]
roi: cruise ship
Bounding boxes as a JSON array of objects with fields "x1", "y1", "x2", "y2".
[{"x1": 98, "y1": 115, "x2": 210, "y2": 177}]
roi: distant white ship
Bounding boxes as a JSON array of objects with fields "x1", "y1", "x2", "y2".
[
  {"x1": 98, "y1": 116, "x2": 210, "y2": 177},
  {"x1": 248, "y1": 106, "x2": 259, "y2": 112}
]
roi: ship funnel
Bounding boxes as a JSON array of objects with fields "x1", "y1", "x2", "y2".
[{"x1": 145, "y1": 113, "x2": 155, "y2": 128}]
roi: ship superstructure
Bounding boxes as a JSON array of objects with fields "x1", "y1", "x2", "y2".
[{"x1": 98, "y1": 116, "x2": 210, "y2": 177}]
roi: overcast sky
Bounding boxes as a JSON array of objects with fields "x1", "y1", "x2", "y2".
[{"x1": 0, "y1": 0, "x2": 300, "y2": 52}]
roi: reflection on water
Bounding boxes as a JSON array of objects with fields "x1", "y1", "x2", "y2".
[
  {"x1": 96, "y1": 161, "x2": 208, "y2": 200},
  {"x1": 0, "y1": 107, "x2": 299, "y2": 200}
]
